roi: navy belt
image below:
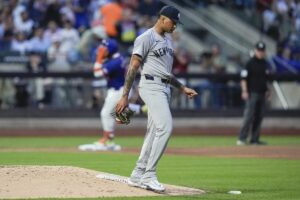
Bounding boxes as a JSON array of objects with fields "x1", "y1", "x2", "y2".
[{"x1": 144, "y1": 74, "x2": 171, "y2": 84}]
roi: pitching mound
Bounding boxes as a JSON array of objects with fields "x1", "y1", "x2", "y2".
[{"x1": 0, "y1": 165, "x2": 205, "y2": 199}]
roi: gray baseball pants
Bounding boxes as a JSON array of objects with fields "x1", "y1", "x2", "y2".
[
  {"x1": 239, "y1": 92, "x2": 266, "y2": 143},
  {"x1": 130, "y1": 76, "x2": 172, "y2": 183}
]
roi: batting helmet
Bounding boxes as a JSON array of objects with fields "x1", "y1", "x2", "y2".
[{"x1": 102, "y1": 39, "x2": 118, "y2": 55}]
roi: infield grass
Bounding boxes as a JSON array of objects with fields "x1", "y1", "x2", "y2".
[{"x1": 0, "y1": 135, "x2": 300, "y2": 200}]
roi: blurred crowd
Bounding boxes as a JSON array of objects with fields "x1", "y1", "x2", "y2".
[
  {"x1": 0, "y1": 0, "x2": 297, "y2": 110},
  {"x1": 0, "y1": 0, "x2": 165, "y2": 109},
  {"x1": 221, "y1": 0, "x2": 300, "y2": 73},
  {"x1": 0, "y1": 0, "x2": 164, "y2": 69},
  {"x1": 181, "y1": 0, "x2": 300, "y2": 73},
  {"x1": 258, "y1": 0, "x2": 300, "y2": 73}
]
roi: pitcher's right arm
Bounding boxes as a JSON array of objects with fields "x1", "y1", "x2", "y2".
[{"x1": 115, "y1": 54, "x2": 142, "y2": 113}]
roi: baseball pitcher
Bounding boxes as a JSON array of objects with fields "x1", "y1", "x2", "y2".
[{"x1": 115, "y1": 6, "x2": 198, "y2": 192}]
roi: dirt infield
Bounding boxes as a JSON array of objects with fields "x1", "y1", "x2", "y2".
[
  {"x1": 0, "y1": 127, "x2": 299, "y2": 136},
  {"x1": 165, "y1": 146, "x2": 300, "y2": 159},
  {"x1": 0, "y1": 166, "x2": 204, "y2": 199},
  {"x1": 0, "y1": 146, "x2": 299, "y2": 159}
]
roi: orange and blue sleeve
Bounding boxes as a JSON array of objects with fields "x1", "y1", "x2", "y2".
[{"x1": 93, "y1": 46, "x2": 107, "y2": 77}]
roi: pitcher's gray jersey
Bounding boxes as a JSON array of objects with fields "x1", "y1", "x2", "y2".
[{"x1": 132, "y1": 28, "x2": 174, "y2": 78}]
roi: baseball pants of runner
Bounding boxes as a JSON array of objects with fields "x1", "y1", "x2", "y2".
[{"x1": 101, "y1": 87, "x2": 141, "y2": 132}]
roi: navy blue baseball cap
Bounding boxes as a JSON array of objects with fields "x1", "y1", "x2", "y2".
[
  {"x1": 255, "y1": 41, "x2": 266, "y2": 51},
  {"x1": 102, "y1": 39, "x2": 118, "y2": 55},
  {"x1": 159, "y1": 5, "x2": 182, "y2": 24}
]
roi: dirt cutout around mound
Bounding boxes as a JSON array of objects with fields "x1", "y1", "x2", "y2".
[{"x1": 0, "y1": 165, "x2": 205, "y2": 199}]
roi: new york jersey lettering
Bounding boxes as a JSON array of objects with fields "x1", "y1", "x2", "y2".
[{"x1": 153, "y1": 47, "x2": 174, "y2": 58}]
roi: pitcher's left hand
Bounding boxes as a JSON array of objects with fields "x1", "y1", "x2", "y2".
[{"x1": 181, "y1": 87, "x2": 198, "y2": 99}]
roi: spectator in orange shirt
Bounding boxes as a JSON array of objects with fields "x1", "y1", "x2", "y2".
[{"x1": 99, "y1": 0, "x2": 123, "y2": 37}]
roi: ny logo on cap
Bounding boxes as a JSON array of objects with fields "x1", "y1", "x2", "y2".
[{"x1": 258, "y1": 43, "x2": 264, "y2": 48}]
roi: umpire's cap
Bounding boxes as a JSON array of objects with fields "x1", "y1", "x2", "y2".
[
  {"x1": 102, "y1": 39, "x2": 118, "y2": 55},
  {"x1": 255, "y1": 41, "x2": 266, "y2": 51},
  {"x1": 159, "y1": 5, "x2": 182, "y2": 24}
]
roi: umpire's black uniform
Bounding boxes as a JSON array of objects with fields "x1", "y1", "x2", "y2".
[{"x1": 238, "y1": 42, "x2": 270, "y2": 145}]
